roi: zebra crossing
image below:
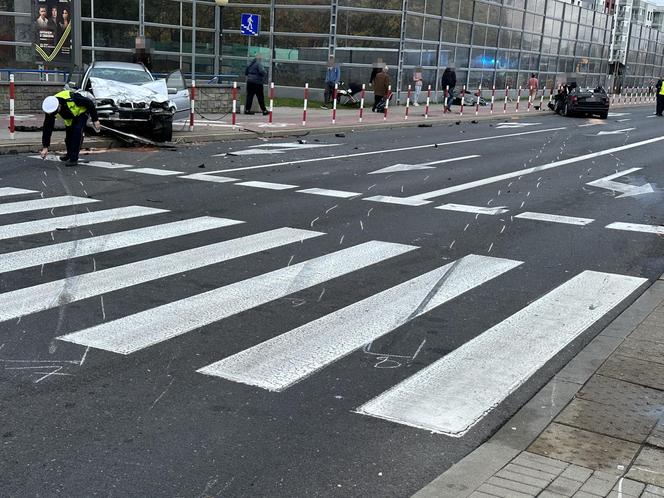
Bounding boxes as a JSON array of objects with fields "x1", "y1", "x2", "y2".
[{"x1": 0, "y1": 187, "x2": 648, "y2": 438}]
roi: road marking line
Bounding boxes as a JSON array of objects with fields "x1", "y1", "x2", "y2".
[
  {"x1": 0, "y1": 188, "x2": 38, "y2": 198},
  {"x1": 608, "y1": 112, "x2": 630, "y2": 117},
  {"x1": 515, "y1": 212, "x2": 594, "y2": 226},
  {"x1": 237, "y1": 181, "x2": 298, "y2": 190},
  {"x1": 58, "y1": 241, "x2": 417, "y2": 355},
  {"x1": 202, "y1": 128, "x2": 566, "y2": 174},
  {"x1": 297, "y1": 188, "x2": 361, "y2": 199},
  {"x1": 596, "y1": 128, "x2": 635, "y2": 136},
  {"x1": 368, "y1": 155, "x2": 480, "y2": 175},
  {"x1": 179, "y1": 173, "x2": 239, "y2": 183},
  {"x1": 197, "y1": 255, "x2": 522, "y2": 391},
  {"x1": 0, "y1": 216, "x2": 240, "y2": 274},
  {"x1": 129, "y1": 168, "x2": 183, "y2": 176},
  {"x1": 224, "y1": 143, "x2": 341, "y2": 156},
  {"x1": 606, "y1": 222, "x2": 664, "y2": 235},
  {"x1": 0, "y1": 196, "x2": 98, "y2": 216},
  {"x1": 0, "y1": 206, "x2": 167, "y2": 241},
  {"x1": 356, "y1": 270, "x2": 646, "y2": 436},
  {"x1": 363, "y1": 196, "x2": 432, "y2": 207},
  {"x1": 404, "y1": 134, "x2": 664, "y2": 201},
  {"x1": 578, "y1": 123, "x2": 602, "y2": 127},
  {"x1": 437, "y1": 204, "x2": 509, "y2": 216},
  {"x1": 32, "y1": 155, "x2": 134, "y2": 169},
  {"x1": 617, "y1": 118, "x2": 632, "y2": 122},
  {"x1": 646, "y1": 115, "x2": 657, "y2": 119},
  {"x1": 2, "y1": 228, "x2": 320, "y2": 324}
]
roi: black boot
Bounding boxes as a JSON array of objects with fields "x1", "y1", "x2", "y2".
[{"x1": 59, "y1": 155, "x2": 69, "y2": 162}]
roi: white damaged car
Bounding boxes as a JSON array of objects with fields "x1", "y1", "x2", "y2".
[{"x1": 67, "y1": 61, "x2": 190, "y2": 142}]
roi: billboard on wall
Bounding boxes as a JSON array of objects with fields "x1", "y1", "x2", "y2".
[{"x1": 33, "y1": 0, "x2": 72, "y2": 65}]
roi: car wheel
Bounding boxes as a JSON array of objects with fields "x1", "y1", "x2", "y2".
[
  {"x1": 599, "y1": 112, "x2": 608, "y2": 119},
  {"x1": 152, "y1": 116, "x2": 173, "y2": 143}
]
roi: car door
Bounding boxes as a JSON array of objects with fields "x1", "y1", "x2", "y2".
[{"x1": 166, "y1": 70, "x2": 190, "y2": 118}]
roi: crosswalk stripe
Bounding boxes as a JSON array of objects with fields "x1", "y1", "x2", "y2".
[
  {"x1": 362, "y1": 196, "x2": 431, "y2": 207},
  {"x1": 515, "y1": 212, "x2": 594, "y2": 226},
  {"x1": 180, "y1": 173, "x2": 239, "y2": 183},
  {"x1": 197, "y1": 255, "x2": 522, "y2": 391},
  {"x1": 58, "y1": 241, "x2": 417, "y2": 355},
  {"x1": 237, "y1": 181, "x2": 298, "y2": 190},
  {"x1": 0, "y1": 206, "x2": 167, "y2": 241},
  {"x1": 31, "y1": 155, "x2": 133, "y2": 169},
  {"x1": 436, "y1": 204, "x2": 509, "y2": 216},
  {"x1": 0, "y1": 216, "x2": 241, "y2": 273},
  {"x1": 606, "y1": 222, "x2": 664, "y2": 235},
  {"x1": 297, "y1": 188, "x2": 361, "y2": 199},
  {"x1": 0, "y1": 188, "x2": 38, "y2": 198},
  {"x1": 129, "y1": 168, "x2": 183, "y2": 176},
  {"x1": 1, "y1": 228, "x2": 322, "y2": 324},
  {"x1": 356, "y1": 270, "x2": 646, "y2": 436},
  {"x1": 0, "y1": 196, "x2": 98, "y2": 216}
]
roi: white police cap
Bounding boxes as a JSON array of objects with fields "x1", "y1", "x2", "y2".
[{"x1": 42, "y1": 96, "x2": 59, "y2": 114}]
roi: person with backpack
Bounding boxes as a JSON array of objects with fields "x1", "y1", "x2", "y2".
[
  {"x1": 441, "y1": 67, "x2": 456, "y2": 112},
  {"x1": 244, "y1": 53, "x2": 269, "y2": 115}
]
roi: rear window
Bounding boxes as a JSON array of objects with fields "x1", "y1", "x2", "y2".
[{"x1": 89, "y1": 67, "x2": 153, "y2": 84}]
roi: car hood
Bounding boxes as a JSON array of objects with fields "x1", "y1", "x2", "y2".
[{"x1": 89, "y1": 77, "x2": 170, "y2": 105}]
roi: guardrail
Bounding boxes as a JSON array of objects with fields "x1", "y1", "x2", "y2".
[{"x1": 0, "y1": 69, "x2": 70, "y2": 83}]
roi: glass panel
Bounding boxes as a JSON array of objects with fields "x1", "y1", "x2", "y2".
[
  {"x1": 96, "y1": 0, "x2": 139, "y2": 21},
  {"x1": 274, "y1": 36, "x2": 328, "y2": 62},
  {"x1": 337, "y1": 10, "x2": 401, "y2": 38},
  {"x1": 145, "y1": 26, "x2": 181, "y2": 52},
  {"x1": 94, "y1": 21, "x2": 139, "y2": 49},
  {"x1": 426, "y1": 0, "x2": 443, "y2": 16},
  {"x1": 196, "y1": 3, "x2": 215, "y2": 30},
  {"x1": 273, "y1": 61, "x2": 326, "y2": 86},
  {"x1": 276, "y1": 8, "x2": 329, "y2": 33}
]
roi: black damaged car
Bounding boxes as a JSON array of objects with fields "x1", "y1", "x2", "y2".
[{"x1": 548, "y1": 83, "x2": 610, "y2": 119}]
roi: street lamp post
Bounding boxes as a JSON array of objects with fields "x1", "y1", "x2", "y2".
[{"x1": 215, "y1": 0, "x2": 230, "y2": 81}]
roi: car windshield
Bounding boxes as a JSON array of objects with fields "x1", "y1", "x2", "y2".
[{"x1": 89, "y1": 67, "x2": 153, "y2": 85}]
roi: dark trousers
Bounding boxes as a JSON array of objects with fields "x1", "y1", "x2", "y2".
[
  {"x1": 324, "y1": 81, "x2": 335, "y2": 105},
  {"x1": 657, "y1": 94, "x2": 664, "y2": 115},
  {"x1": 65, "y1": 115, "x2": 87, "y2": 162},
  {"x1": 246, "y1": 81, "x2": 267, "y2": 112},
  {"x1": 372, "y1": 95, "x2": 383, "y2": 111}
]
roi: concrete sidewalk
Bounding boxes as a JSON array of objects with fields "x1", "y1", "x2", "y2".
[
  {"x1": 414, "y1": 276, "x2": 664, "y2": 498},
  {"x1": 0, "y1": 99, "x2": 653, "y2": 155}
]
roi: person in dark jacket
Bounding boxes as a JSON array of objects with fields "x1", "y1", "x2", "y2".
[
  {"x1": 656, "y1": 77, "x2": 664, "y2": 116},
  {"x1": 40, "y1": 90, "x2": 100, "y2": 167},
  {"x1": 441, "y1": 67, "x2": 457, "y2": 112},
  {"x1": 245, "y1": 53, "x2": 269, "y2": 115},
  {"x1": 372, "y1": 66, "x2": 391, "y2": 112}
]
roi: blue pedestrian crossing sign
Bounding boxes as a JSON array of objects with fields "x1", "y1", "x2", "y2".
[{"x1": 241, "y1": 13, "x2": 260, "y2": 36}]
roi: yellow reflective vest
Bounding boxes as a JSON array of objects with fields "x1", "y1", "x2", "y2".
[
  {"x1": 659, "y1": 81, "x2": 664, "y2": 96},
  {"x1": 54, "y1": 90, "x2": 88, "y2": 127}
]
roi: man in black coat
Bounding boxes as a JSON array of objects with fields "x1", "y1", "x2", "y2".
[{"x1": 441, "y1": 67, "x2": 457, "y2": 112}]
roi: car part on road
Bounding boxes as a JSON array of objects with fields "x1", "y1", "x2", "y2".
[{"x1": 98, "y1": 124, "x2": 175, "y2": 148}]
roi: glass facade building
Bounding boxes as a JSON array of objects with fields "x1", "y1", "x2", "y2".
[{"x1": 1, "y1": 0, "x2": 663, "y2": 91}]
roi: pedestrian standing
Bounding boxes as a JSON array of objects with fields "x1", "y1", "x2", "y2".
[
  {"x1": 412, "y1": 67, "x2": 423, "y2": 106},
  {"x1": 528, "y1": 73, "x2": 539, "y2": 99},
  {"x1": 244, "y1": 53, "x2": 269, "y2": 116},
  {"x1": 369, "y1": 58, "x2": 385, "y2": 88},
  {"x1": 441, "y1": 67, "x2": 456, "y2": 112},
  {"x1": 372, "y1": 66, "x2": 390, "y2": 112},
  {"x1": 321, "y1": 56, "x2": 340, "y2": 110},
  {"x1": 656, "y1": 77, "x2": 664, "y2": 116},
  {"x1": 39, "y1": 91, "x2": 101, "y2": 167}
]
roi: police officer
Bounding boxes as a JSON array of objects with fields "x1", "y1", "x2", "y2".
[{"x1": 40, "y1": 90, "x2": 101, "y2": 166}]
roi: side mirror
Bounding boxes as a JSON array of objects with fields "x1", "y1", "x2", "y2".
[
  {"x1": 68, "y1": 81, "x2": 79, "y2": 89},
  {"x1": 167, "y1": 87, "x2": 178, "y2": 94}
]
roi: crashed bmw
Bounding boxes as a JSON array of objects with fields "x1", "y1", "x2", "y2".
[{"x1": 67, "y1": 62, "x2": 190, "y2": 142}]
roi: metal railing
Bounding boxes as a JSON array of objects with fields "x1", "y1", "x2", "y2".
[{"x1": 0, "y1": 69, "x2": 70, "y2": 83}]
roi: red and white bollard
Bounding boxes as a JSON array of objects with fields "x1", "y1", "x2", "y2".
[
  {"x1": 475, "y1": 84, "x2": 481, "y2": 116},
  {"x1": 490, "y1": 85, "x2": 495, "y2": 114},
  {"x1": 332, "y1": 83, "x2": 338, "y2": 124},
  {"x1": 384, "y1": 85, "x2": 391, "y2": 120},
  {"x1": 460, "y1": 85, "x2": 466, "y2": 116},
  {"x1": 516, "y1": 86, "x2": 522, "y2": 112},
  {"x1": 549, "y1": 86, "x2": 554, "y2": 105},
  {"x1": 189, "y1": 80, "x2": 195, "y2": 132},
  {"x1": 268, "y1": 82, "x2": 275, "y2": 124},
  {"x1": 503, "y1": 86, "x2": 509, "y2": 114},
  {"x1": 444, "y1": 85, "x2": 449, "y2": 113},
  {"x1": 302, "y1": 83, "x2": 308, "y2": 126},
  {"x1": 231, "y1": 81, "x2": 238, "y2": 127},
  {"x1": 9, "y1": 74, "x2": 15, "y2": 140},
  {"x1": 405, "y1": 84, "x2": 411, "y2": 120},
  {"x1": 539, "y1": 88, "x2": 545, "y2": 110},
  {"x1": 527, "y1": 87, "x2": 532, "y2": 112},
  {"x1": 359, "y1": 83, "x2": 365, "y2": 122},
  {"x1": 425, "y1": 84, "x2": 431, "y2": 119}
]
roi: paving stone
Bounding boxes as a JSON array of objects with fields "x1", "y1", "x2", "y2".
[
  {"x1": 626, "y1": 447, "x2": 664, "y2": 487},
  {"x1": 477, "y1": 482, "x2": 533, "y2": 498},
  {"x1": 571, "y1": 492, "x2": 599, "y2": 498},
  {"x1": 513, "y1": 451, "x2": 568, "y2": 474},
  {"x1": 628, "y1": 317, "x2": 664, "y2": 344},
  {"x1": 539, "y1": 491, "x2": 567, "y2": 498},
  {"x1": 645, "y1": 483, "x2": 664, "y2": 496},
  {"x1": 495, "y1": 468, "x2": 551, "y2": 489},
  {"x1": 504, "y1": 463, "x2": 558, "y2": 481},
  {"x1": 528, "y1": 423, "x2": 640, "y2": 472},
  {"x1": 546, "y1": 476, "x2": 584, "y2": 496},
  {"x1": 616, "y1": 337, "x2": 664, "y2": 365},
  {"x1": 578, "y1": 476, "x2": 618, "y2": 496},
  {"x1": 555, "y1": 397, "x2": 658, "y2": 444},
  {"x1": 469, "y1": 493, "x2": 498, "y2": 498},
  {"x1": 599, "y1": 354, "x2": 664, "y2": 391},
  {"x1": 486, "y1": 475, "x2": 542, "y2": 495},
  {"x1": 606, "y1": 491, "x2": 639, "y2": 498},
  {"x1": 560, "y1": 464, "x2": 593, "y2": 483},
  {"x1": 576, "y1": 375, "x2": 664, "y2": 411},
  {"x1": 591, "y1": 470, "x2": 623, "y2": 482},
  {"x1": 611, "y1": 477, "x2": 645, "y2": 496},
  {"x1": 647, "y1": 418, "x2": 664, "y2": 449}
]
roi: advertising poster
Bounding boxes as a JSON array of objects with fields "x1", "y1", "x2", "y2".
[{"x1": 34, "y1": 0, "x2": 72, "y2": 64}]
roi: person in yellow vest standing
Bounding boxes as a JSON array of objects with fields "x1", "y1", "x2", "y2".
[
  {"x1": 656, "y1": 78, "x2": 664, "y2": 117},
  {"x1": 40, "y1": 90, "x2": 101, "y2": 166}
]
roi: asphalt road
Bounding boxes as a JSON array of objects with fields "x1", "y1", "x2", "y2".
[{"x1": 2, "y1": 106, "x2": 664, "y2": 498}]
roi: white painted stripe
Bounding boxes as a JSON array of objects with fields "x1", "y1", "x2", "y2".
[
  {"x1": 129, "y1": 168, "x2": 183, "y2": 176},
  {"x1": 357, "y1": 270, "x2": 646, "y2": 436},
  {"x1": 0, "y1": 188, "x2": 37, "y2": 198},
  {"x1": 198, "y1": 255, "x2": 522, "y2": 391},
  {"x1": 437, "y1": 204, "x2": 509, "y2": 216},
  {"x1": 406, "y1": 134, "x2": 664, "y2": 201},
  {"x1": 203, "y1": 128, "x2": 566, "y2": 174},
  {"x1": 363, "y1": 196, "x2": 431, "y2": 207},
  {"x1": 0, "y1": 196, "x2": 98, "y2": 216},
  {"x1": 58, "y1": 241, "x2": 417, "y2": 354},
  {"x1": 32, "y1": 155, "x2": 134, "y2": 169},
  {"x1": 578, "y1": 123, "x2": 602, "y2": 127},
  {"x1": 2, "y1": 228, "x2": 321, "y2": 324},
  {"x1": 238, "y1": 181, "x2": 298, "y2": 190},
  {"x1": 297, "y1": 188, "x2": 361, "y2": 199},
  {"x1": 515, "y1": 212, "x2": 594, "y2": 226},
  {"x1": 368, "y1": 155, "x2": 480, "y2": 175},
  {"x1": 617, "y1": 118, "x2": 632, "y2": 122},
  {"x1": 606, "y1": 222, "x2": 664, "y2": 235},
  {"x1": 646, "y1": 115, "x2": 657, "y2": 119},
  {"x1": 0, "y1": 206, "x2": 167, "y2": 241},
  {"x1": 179, "y1": 173, "x2": 239, "y2": 183},
  {"x1": 0, "y1": 216, "x2": 240, "y2": 273}
]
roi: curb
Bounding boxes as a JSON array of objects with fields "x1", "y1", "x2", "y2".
[{"x1": 412, "y1": 276, "x2": 664, "y2": 498}]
